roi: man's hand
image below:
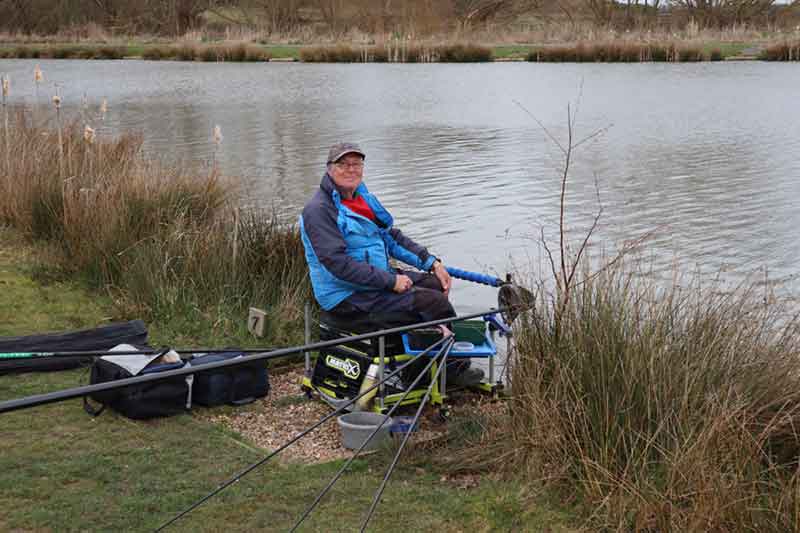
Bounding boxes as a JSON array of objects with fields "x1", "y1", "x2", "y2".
[
  {"x1": 393, "y1": 274, "x2": 413, "y2": 293},
  {"x1": 432, "y1": 261, "x2": 451, "y2": 296}
]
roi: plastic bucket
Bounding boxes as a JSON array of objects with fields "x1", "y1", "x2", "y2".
[
  {"x1": 390, "y1": 416, "x2": 419, "y2": 436},
  {"x1": 337, "y1": 412, "x2": 393, "y2": 451}
]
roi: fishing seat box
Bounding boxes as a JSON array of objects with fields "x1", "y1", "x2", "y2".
[
  {"x1": 189, "y1": 352, "x2": 270, "y2": 407},
  {"x1": 86, "y1": 357, "x2": 190, "y2": 420},
  {"x1": 310, "y1": 311, "x2": 468, "y2": 401}
]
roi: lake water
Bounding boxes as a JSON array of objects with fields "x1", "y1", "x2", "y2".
[{"x1": 3, "y1": 59, "x2": 800, "y2": 314}]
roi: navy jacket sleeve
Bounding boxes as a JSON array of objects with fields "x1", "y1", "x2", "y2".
[{"x1": 302, "y1": 204, "x2": 396, "y2": 290}]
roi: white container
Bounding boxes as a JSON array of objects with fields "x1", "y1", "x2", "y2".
[{"x1": 337, "y1": 412, "x2": 393, "y2": 451}]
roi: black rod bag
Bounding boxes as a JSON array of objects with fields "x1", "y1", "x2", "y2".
[
  {"x1": 0, "y1": 320, "x2": 148, "y2": 375},
  {"x1": 190, "y1": 352, "x2": 270, "y2": 407},
  {"x1": 85, "y1": 356, "x2": 191, "y2": 420}
]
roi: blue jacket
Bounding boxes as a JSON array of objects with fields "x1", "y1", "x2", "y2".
[{"x1": 300, "y1": 174, "x2": 436, "y2": 310}]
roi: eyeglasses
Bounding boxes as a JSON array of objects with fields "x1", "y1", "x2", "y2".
[{"x1": 335, "y1": 161, "x2": 364, "y2": 170}]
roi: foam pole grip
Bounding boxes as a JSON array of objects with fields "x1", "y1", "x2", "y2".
[{"x1": 445, "y1": 267, "x2": 503, "y2": 287}]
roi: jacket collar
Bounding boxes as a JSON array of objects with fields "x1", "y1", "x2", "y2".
[{"x1": 320, "y1": 172, "x2": 369, "y2": 201}]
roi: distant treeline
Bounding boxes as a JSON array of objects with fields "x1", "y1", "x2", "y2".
[{"x1": 0, "y1": 0, "x2": 798, "y2": 38}]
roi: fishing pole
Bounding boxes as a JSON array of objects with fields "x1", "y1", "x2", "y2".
[
  {"x1": 360, "y1": 338, "x2": 453, "y2": 533},
  {"x1": 0, "y1": 308, "x2": 504, "y2": 416},
  {"x1": 1, "y1": 267, "x2": 530, "y2": 361},
  {"x1": 290, "y1": 337, "x2": 455, "y2": 532},
  {"x1": 156, "y1": 334, "x2": 454, "y2": 532},
  {"x1": 0, "y1": 347, "x2": 281, "y2": 359}
]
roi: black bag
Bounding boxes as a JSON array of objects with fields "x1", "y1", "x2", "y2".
[
  {"x1": 190, "y1": 352, "x2": 270, "y2": 407},
  {"x1": 0, "y1": 320, "x2": 148, "y2": 375},
  {"x1": 84, "y1": 355, "x2": 191, "y2": 420}
]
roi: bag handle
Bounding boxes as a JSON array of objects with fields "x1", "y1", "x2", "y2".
[{"x1": 83, "y1": 395, "x2": 106, "y2": 416}]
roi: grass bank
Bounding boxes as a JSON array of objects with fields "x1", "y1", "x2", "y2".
[
  {"x1": 0, "y1": 38, "x2": 779, "y2": 62},
  {"x1": 0, "y1": 112, "x2": 308, "y2": 348},
  {"x1": 299, "y1": 42, "x2": 492, "y2": 63},
  {"x1": 0, "y1": 227, "x2": 575, "y2": 531},
  {"x1": 449, "y1": 258, "x2": 800, "y2": 530}
]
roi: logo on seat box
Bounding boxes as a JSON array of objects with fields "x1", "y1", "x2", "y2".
[{"x1": 324, "y1": 355, "x2": 361, "y2": 380}]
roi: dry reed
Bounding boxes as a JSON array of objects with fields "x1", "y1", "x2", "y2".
[
  {"x1": 527, "y1": 41, "x2": 721, "y2": 62},
  {"x1": 761, "y1": 41, "x2": 800, "y2": 61},
  {"x1": 0, "y1": 112, "x2": 308, "y2": 344},
  {"x1": 1, "y1": 75, "x2": 8, "y2": 175},
  {"x1": 299, "y1": 42, "x2": 492, "y2": 63},
  {"x1": 446, "y1": 257, "x2": 800, "y2": 531}
]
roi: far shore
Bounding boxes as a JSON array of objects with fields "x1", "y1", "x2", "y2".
[{"x1": 0, "y1": 38, "x2": 791, "y2": 62}]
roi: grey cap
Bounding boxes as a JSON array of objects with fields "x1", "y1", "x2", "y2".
[{"x1": 327, "y1": 142, "x2": 365, "y2": 164}]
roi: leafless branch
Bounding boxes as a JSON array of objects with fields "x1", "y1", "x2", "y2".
[{"x1": 513, "y1": 100, "x2": 566, "y2": 156}]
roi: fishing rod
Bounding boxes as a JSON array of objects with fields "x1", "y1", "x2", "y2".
[
  {"x1": 360, "y1": 338, "x2": 453, "y2": 533},
  {"x1": 156, "y1": 334, "x2": 454, "y2": 532},
  {"x1": 290, "y1": 338, "x2": 455, "y2": 532},
  {"x1": 0, "y1": 308, "x2": 500, "y2": 415},
  {"x1": 0, "y1": 266, "x2": 531, "y2": 361},
  {"x1": 0, "y1": 347, "x2": 280, "y2": 359}
]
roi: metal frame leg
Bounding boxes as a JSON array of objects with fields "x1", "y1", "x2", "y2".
[
  {"x1": 304, "y1": 302, "x2": 311, "y2": 376},
  {"x1": 378, "y1": 336, "x2": 385, "y2": 412}
]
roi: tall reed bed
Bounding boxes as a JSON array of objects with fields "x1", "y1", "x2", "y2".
[
  {"x1": 462, "y1": 259, "x2": 800, "y2": 530},
  {"x1": 761, "y1": 41, "x2": 800, "y2": 61},
  {"x1": 299, "y1": 42, "x2": 492, "y2": 63},
  {"x1": 0, "y1": 45, "x2": 126, "y2": 59},
  {"x1": 0, "y1": 42, "x2": 272, "y2": 62},
  {"x1": 0, "y1": 114, "x2": 308, "y2": 344},
  {"x1": 527, "y1": 41, "x2": 722, "y2": 62},
  {"x1": 141, "y1": 42, "x2": 271, "y2": 62}
]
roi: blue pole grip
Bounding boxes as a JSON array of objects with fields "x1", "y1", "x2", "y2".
[{"x1": 445, "y1": 267, "x2": 503, "y2": 287}]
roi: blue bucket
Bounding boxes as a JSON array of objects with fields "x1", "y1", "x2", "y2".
[{"x1": 390, "y1": 416, "x2": 419, "y2": 435}]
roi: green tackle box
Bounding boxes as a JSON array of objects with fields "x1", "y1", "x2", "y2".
[{"x1": 453, "y1": 320, "x2": 487, "y2": 345}]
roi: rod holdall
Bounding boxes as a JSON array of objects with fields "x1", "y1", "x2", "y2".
[
  {"x1": 189, "y1": 351, "x2": 270, "y2": 407},
  {"x1": 83, "y1": 346, "x2": 192, "y2": 420}
]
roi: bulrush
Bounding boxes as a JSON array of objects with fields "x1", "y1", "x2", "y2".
[
  {"x1": 1, "y1": 75, "x2": 8, "y2": 174},
  {"x1": 53, "y1": 91, "x2": 64, "y2": 179},
  {"x1": 83, "y1": 125, "x2": 95, "y2": 144},
  {"x1": 212, "y1": 125, "x2": 222, "y2": 169}
]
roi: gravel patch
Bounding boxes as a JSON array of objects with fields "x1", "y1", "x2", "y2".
[{"x1": 207, "y1": 366, "x2": 506, "y2": 464}]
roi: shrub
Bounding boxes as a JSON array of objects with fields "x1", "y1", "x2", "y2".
[
  {"x1": 97, "y1": 46, "x2": 125, "y2": 60},
  {"x1": 435, "y1": 43, "x2": 492, "y2": 62},
  {"x1": 142, "y1": 47, "x2": 164, "y2": 60},
  {"x1": 175, "y1": 43, "x2": 197, "y2": 61},
  {"x1": 761, "y1": 41, "x2": 800, "y2": 61}
]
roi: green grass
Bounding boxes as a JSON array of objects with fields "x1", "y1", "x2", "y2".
[
  {"x1": 0, "y1": 227, "x2": 575, "y2": 531},
  {"x1": 700, "y1": 40, "x2": 750, "y2": 57},
  {"x1": 493, "y1": 45, "x2": 536, "y2": 59}
]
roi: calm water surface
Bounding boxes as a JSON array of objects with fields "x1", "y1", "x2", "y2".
[{"x1": 3, "y1": 59, "x2": 800, "y2": 313}]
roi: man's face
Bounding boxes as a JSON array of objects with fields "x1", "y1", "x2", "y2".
[{"x1": 329, "y1": 153, "x2": 364, "y2": 196}]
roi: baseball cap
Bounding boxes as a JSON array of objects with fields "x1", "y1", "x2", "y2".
[{"x1": 327, "y1": 142, "x2": 365, "y2": 164}]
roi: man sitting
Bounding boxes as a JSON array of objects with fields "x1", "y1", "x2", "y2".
[{"x1": 300, "y1": 142, "x2": 453, "y2": 328}]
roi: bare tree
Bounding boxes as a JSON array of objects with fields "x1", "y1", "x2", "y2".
[
  {"x1": 670, "y1": 0, "x2": 776, "y2": 27},
  {"x1": 451, "y1": 0, "x2": 514, "y2": 28}
]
